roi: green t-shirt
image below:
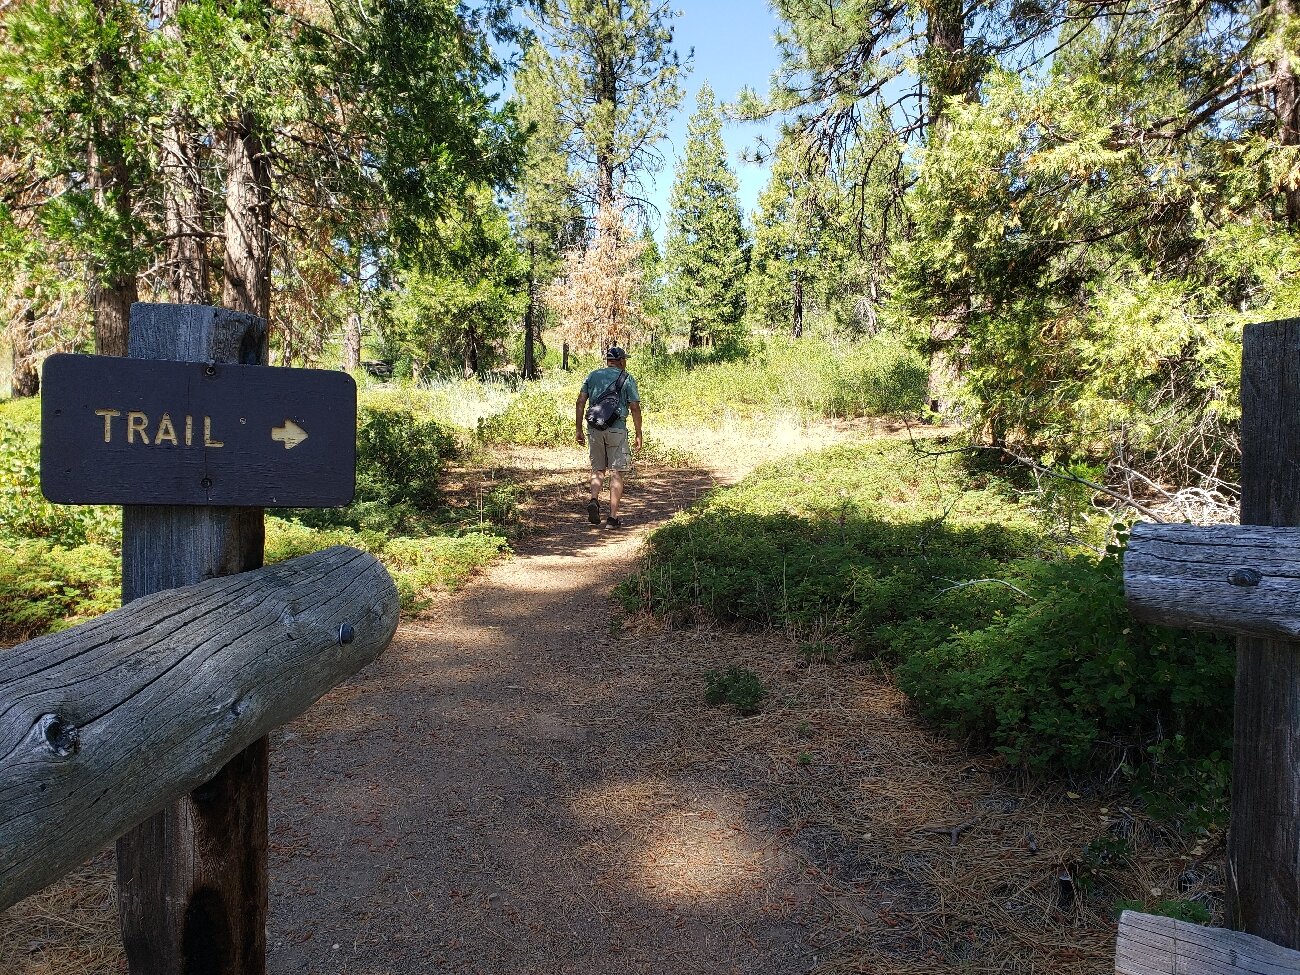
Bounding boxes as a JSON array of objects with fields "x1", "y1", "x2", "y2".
[{"x1": 582, "y1": 367, "x2": 639, "y2": 430}]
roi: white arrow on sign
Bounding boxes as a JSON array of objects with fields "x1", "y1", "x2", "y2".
[{"x1": 271, "y1": 419, "x2": 309, "y2": 449}]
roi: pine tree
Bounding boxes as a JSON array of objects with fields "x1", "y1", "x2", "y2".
[
  {"x1": 527, "y1": 0, "x2": 687, "y2": 213},
  {"x1": 511, "y1": 41, "x2": 585, "y2": 377},
  {"x1": 543, "y1": 205, "x2": 647, "y2": 354},
  {"x1": 388, "y1": 188, "x2": 526, "y2": 379},
  {"x1": 747, "y1": 132, "x2": 825, "y2": 338},
  {"x1": 664, "y1": 83, "x2": 749, "y2": 348}
]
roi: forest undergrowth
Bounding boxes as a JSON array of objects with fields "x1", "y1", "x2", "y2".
[{"x1": 1, "y1": 339, "x2": 1235, "y2": 945}]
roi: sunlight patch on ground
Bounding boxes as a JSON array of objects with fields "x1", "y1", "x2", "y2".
[
  {"x1": 566, "y1": 780, "x2": 782, "y2": 906},
  {"x1": 630, "y1": 806, "x2": 783, "y2": 904}
]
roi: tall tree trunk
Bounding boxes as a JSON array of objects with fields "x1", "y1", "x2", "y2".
[
  {"x1": 159, "y1": 0, "x2": 211, "y2": 304},
  {"x1": 688, "y1": 318, "x2": 702, "y2": 347},
  {"x1": 223, "y1": 109, "x2": 272, "y2": 322},
  {"x1": 86, "y1": 142, "x2": 137, "y2": 357},
  {"x1": 562, "y1": 341, "x2": 570, "y2": 371},
  {"x1": 463, "y1": 324, "x2": 479, "y2": 378},
  {"x1": 342, "y1": 310, "x2": 362, "y2": 371},
  {"x1": 594, "y1": 43, "x2": 617, "y2": 210},
  {"x1": 1276, "y1": 0, "x2": 1300, "y2": 227},
  {"x1": 11, "y1": 308, "x2": 40, "y2": 397},
  {"x1": 924, "y1": 0, "x2": 967, "y2": 136},
  {"x1": 791, "y1": 269, "x2": 804, "y2": 339},
  {"x1": 924, "y1": 0, "x2": 972, "y2": 416},
  {"x1": 342, "y1": 247, "x2": 362, "y2": 371},
  {"x1": 523, "y1": 241, "x2": 539, "y2": 379},
  {"x1": 85, "y1": 0, "x2": 137, "y2": 357}
]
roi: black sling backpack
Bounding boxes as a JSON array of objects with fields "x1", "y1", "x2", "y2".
[{"x1": 585, "y1": 370, "x2": 629, "y2": 431}]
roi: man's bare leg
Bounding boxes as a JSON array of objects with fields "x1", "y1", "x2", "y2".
[
  {"x1": 586, "y1": 471, "x2": 604, "y2": 523},
  {"x1": 609, "y1": 470, "x2": 624, "y2": 519}
]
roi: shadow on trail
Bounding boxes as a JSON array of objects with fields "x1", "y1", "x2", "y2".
[{"x1": 263, "y1": 454, "x2": 1156, "y2": 975}]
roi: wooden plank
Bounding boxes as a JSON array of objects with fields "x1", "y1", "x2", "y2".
[
  {"x1": 1116, "y1": 911, "x2": 1300, "y2": 975},
  {"x1": 0, "y1": 545, "x2": 398, "y2": 913},
  {"x1": 1124, "y1": 522, "x2": 1300, "y2": 638},
  {"x1": 117, "y1": 302, "x2": 269, "y2": 975},
  {"x1": 1232, "y1": 319, "x2": 1300, "y2": 949}
]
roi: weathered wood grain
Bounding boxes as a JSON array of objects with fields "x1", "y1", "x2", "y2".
[
  {"x1": 0, "y1": 545, "x2": 398, "y2": 913},
  {"x1": 1124, "y1": 522, "x2": 1300, "y2": 639},
  {"x1": 1115, "y1": 910, "x2": 1300, "y2": 975},
  {"x1": 1232, "y1": 319, "x2": 1300, "y2": 948},
  {"x1": 118, "y1": 300, "x2": 271, "y2": 975}
]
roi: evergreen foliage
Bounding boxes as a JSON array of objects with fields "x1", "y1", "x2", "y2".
[
  {"x1": 750, "y1": 1, "x2": 1300, "y2": 479},
  {"x1": 0, "y1": 0, "x2": 521, "y2": 368},
  {"x1": 386, "y1": 187, "x2": 527, "y2": 379},
  {"x1": 509, "y1": 41, "x2": 586, "y2": 376},
  {"x1": 526, "y1": 0, "x2": 689, "y2": 213},
  {"x1": 664, "y1": 84, "x2": 749, "y2": 348}
]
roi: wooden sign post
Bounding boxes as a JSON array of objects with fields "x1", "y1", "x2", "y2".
[
  {"x1": 1124, "y1": 317, "x2": 1300, "y2": 951},
  {"x1": 117, "y1": 303, "x2": 270, "y2": 975},
  {"x1": 32, "y1": 302, "x2": 365, "y2": 974}
]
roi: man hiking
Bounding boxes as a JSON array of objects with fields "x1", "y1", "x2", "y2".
[{"x1": 576, "y1": 346, "x2": 643, "y2": 528}]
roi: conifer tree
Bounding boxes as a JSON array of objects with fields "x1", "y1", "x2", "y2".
[
  {"x1": 527, "y1": 0, "x2": 687, "y2": 214},
  {"x1": 544, "y1": 205, "x2": 646, "y2": 354},
  {"x1": 511, "y1": 40, "x2": 585, "y2": 377},
  {"x1": 388, "y1": 187, "x2": 526, "y2": 379},
  {"x1": 747, "y1": 132, "x2": 827, "y2": 338},
  {"x1": 664, "y1": 84, "x2": 749, "y2": 347}
]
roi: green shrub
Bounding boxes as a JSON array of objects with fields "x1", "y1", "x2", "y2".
[
  {"x1": 0, "y1": 540, "x2": 119, "y2": 642},
  {"x1": 477, "y1": 386, "x2": 572, "y2": 447},
  {"x1": 266, "y1": 516, "x2": 506, "y2": 610},
  {"x1": 624, "y1": 438, "x2": 1233, "y2": 812},
  {"x1": 381, "y1": 532, "x2": 507, "y2": 606},
  {"x1": 281, "y1": 402, "x2": 459, "y2": 533},
  {"x1": 265, "y1": 516, "x2": 383, "y2": 563},
  {"x1": 703, "y1": 665, "x2": 768, "y2": 715},
  {"x1": 0, "y1": 398, "x2": 120, "y2": 548},
  {"x1": 356, "y1": 404, "x2": 457, "y2": 509},
  {"x1": 893, "y1": 554, "x2": 1233, "y2": 776}
]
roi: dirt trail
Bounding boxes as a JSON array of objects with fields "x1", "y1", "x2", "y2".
[{"x1": 267, "y1": 453, "x2": 822, "y2": 974}]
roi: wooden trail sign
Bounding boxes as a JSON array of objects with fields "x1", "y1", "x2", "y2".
[
  {"x1": 40, "y1": 352, "x2": 356, "y2": 507},
  {"x1": 1123, "y1": 317, "x2": 1300, "y2": 951}
]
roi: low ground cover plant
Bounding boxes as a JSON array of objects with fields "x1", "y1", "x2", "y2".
[
  {"x1": 623, "y1": 438, "x2": 1233, "y2": 821},
  {"x1": 0, "y1": 391, "x2": 508, "y2": 642},
  {"x1": 635, "y1": 334, "x2": 928, "y2": 424}
]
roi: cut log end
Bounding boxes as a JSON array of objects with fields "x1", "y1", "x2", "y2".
[{"x1": 1123, "y1": 522, "x2": 1300, "y2": 641}]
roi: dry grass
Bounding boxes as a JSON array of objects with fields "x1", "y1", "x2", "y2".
[
  {"x1": 615, "y1": 617, "x2": 1226, "y2": 975},
  {"x1": 0, "y1": 851, "x2": 122, "y2": 974}
]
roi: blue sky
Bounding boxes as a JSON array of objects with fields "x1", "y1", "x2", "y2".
[{"x1": 645, "y1": 2, "x2": 786, "y2": 236}]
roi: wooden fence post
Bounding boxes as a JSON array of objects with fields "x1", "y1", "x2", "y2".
[
  {"x1": 116, "y1": 303, "x2": 270, "y2": 975},
  {"x1": 1231, "y1": 319, "x2": 1300, "y2": 948}
]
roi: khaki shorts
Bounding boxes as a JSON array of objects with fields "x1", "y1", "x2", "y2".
[{"x1": 588, "y1": 425, "x2": 631, "y2": 472}]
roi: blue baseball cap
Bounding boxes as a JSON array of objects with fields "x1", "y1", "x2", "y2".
[{"x1": 605, "y1": 346, "x2": 628, "y2": 360}]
